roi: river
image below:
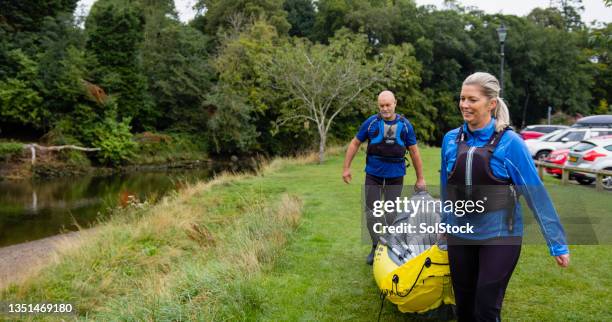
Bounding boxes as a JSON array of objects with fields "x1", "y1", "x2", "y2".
[{"x1": 0, "y1": 166, "x2": 227, "y2": 247}]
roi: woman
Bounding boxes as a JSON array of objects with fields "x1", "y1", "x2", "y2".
[{"x1": 440, "y1": 72, "x2": 570, "y2": 321}]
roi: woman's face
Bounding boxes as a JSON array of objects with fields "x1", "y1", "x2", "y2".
[{"x1": 459, "y1": 84, "x2": 496, "y2": 130}]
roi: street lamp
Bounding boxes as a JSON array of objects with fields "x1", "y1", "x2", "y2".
[{"x1": 496, "y1": 23, "x2": 507, "y2": 98}]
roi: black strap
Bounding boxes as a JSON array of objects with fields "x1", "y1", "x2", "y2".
[
  {"x1": 486, "y1": 126, "x2": 511, "y2": 149},
  {"x1": 378, "y1": 292, "x2": 386, "y2": 322}
]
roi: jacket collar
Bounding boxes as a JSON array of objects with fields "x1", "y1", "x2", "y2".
[{"x1": 462, "y1": 118, "x2": 496, "y2": 143}]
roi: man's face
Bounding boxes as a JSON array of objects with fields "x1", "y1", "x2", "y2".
[{"x1": 378, "y1": 94, "x2": 396, "y2": 121}]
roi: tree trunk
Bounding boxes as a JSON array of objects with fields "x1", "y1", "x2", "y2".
[
  {"x1": 318, "y1": 131, "x2": 326, "y2": 164},
  {"x1": 24, "y1": 144, "x2": 101, "y2": 165},
  {"x1": 521, "y1": 91, "x2": 530, "y2": 129}
]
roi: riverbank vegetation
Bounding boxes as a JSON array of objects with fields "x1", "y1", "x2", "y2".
[
  {"x1": 3, "y1": 147, "x2": 610, "y2": 320},
  {"x1": 1, "y1": 0, "x2": 610, "y2": 167},
  {"x1": 2, "y1": 165, "x2": 304, "y2": 320}
]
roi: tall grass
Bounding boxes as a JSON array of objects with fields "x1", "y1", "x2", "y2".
[{"x1": 2, "y1": 170, "x2": 303, "y2": 321}]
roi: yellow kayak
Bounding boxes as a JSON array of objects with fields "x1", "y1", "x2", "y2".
[{"x1": 372, "y1": 192, "x2": 455, "y2": 314}]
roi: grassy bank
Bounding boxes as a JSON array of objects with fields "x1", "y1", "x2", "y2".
[
  {"x1": 2, "y1": 168, "x2": 303, "y2": 320},
  {"x1": 3, "y1": 146, "x2": 611, "y2": 321}
]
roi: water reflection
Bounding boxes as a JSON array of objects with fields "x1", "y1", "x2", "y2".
[{"x1": 0, "y1": 168, "x2": 215, "y2": 247}]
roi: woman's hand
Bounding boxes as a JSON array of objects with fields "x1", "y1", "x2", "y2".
[
  {"x1": 554, "y1": 254, "x2": 570, "y2": 268},
  {"x1": 414, "y1": 178, "x2": 427, "y2": 192}
]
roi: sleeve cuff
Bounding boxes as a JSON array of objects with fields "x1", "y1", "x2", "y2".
[{"x1": 549, "y1": 244, "x2": 569, "y2": 256}]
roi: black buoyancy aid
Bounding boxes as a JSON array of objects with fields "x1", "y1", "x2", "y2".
[
  {"x1": 366, "y1": 114, "x2": 408, "y2": 163},
  {"x1": 446, "y1": 126, "x2": 517, "y2": 223}
]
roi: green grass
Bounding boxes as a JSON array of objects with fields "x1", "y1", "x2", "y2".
[
  {"x1": 0, "y1": 141, "x2": 23, "y2": 160},
  {"x1": 2, "y1": 146, "x2": 610, "y2": 321}
]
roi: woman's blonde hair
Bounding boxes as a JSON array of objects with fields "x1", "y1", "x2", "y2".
[{"x1": 463, "y1": 72, "x2": 510, "y2": 132}]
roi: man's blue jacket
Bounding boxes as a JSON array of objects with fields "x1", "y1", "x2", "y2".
[{"x1": 441, "y1": 119, "x2": 569, "y2": 256}]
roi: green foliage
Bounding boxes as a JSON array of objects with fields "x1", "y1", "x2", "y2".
[
  {"x1": 0, "y1": 50, "x2": 46, "y2": 128},
  {"x1": 91, "y1": 115, "x2": 137, "y2": 166},
  {"x1": 0, "y1": 0, "x2": 609, "y2": 162},
  {"x1": 0, "y1": 141, "x2": 24, "y2": 159},
  {"x1": 141, "y1": 19, "x2": 213, "y2": 131},
  {"x1": 204, "y1": 20, "x2": 281, "y2": 155},
  {"x1": 196, "y1": 0, "x2": 291, "y2": 36},
  {"x1": 205, "y1": 84, "x2": 259, "y2": 154},
  {"x1": 311, "y1": 0, "x2": 349, "y2": 42},
  {"x1": 381, "y1": 44, "x2": 437, "y2": 142},
  {"x1": 284, "y1": 0, "x2": 315, "y2": 38},
  {"x1": 0, "y1": 0, "x2": 78, "y2": 32},
  {"x1": 86, "y1": 0, "x2": 155, "y2": 130},
  {"x1": 132, "y1": 132, "x2": 208, "y2": 164},
  {"x1": 594, "y1": 99, "x2": 610, "y2": 114}
]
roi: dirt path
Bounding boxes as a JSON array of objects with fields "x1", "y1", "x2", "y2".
[{"x1": 0, "y1": 232, "x2": 84, "y2": 290}]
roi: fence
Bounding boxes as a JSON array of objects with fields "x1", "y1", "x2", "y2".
[{"x1": 534, "y1": 160, "x2": 612, "y2": 192}]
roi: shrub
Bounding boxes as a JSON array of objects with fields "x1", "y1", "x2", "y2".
[
  {"x1": 0, "y1": 141, "x2": 24, "y2": 160},
  {"x1": 91, "y1": 117, "x2": 137, "y2": 166}
]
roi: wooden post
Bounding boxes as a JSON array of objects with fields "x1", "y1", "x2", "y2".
[
  {"x1": 561, "y1": 167, "x2": 569, "y2": 185},
  {"x1": 596, "y1": 173, "x2": 604, "y2": 192},
  {"x1": 537, "y1": 162, "x2": 544, "y2": 180}
]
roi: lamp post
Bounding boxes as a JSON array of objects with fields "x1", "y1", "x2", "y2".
[{"x1": 496, "y1": 23, "x2": 507, "y2": 98}]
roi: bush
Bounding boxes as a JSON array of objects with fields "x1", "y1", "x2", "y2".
[
  {"x1": 0, "y1": 141, "x2": 24, "y2": 160},
  {"x1": 91, "y1": 117, "x2": 137, "y2": 166}
]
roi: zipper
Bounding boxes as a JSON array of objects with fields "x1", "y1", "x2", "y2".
[{"x1": 465, "y1": 146, "x2": 477, "y2": 186}]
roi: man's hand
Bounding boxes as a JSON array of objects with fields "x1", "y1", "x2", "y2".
[
  {"x1": 342, "y1": 168, "x2": 352, "y2": 184},
  {"x1": 414, "y1": 178, "x2": 427, "y2": 192},
  {"x1": 342, "y1": 138, "x2": 361, "y2": 184},
  {"x1": 554, "y1": 254, "x2": 570, "y2": 268}
]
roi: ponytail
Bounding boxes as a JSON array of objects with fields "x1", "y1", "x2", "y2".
[
  {"x1": 463, "y1": 72, "x2": 511, "y2": 132},
  {"x1": 494, "y1": 97, "x2": 510, "y2": 132}
]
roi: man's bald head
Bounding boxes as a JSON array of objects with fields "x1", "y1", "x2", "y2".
[
  {"x1": 378, "y1": 90, "x2": 396, "y2": 103},
  {"x1": 377, "y1": 90, "x2": 397, "y2": 121}
]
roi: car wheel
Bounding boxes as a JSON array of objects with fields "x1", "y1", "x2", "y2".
[
  {"x1": 602, "y1": 168, "x2": 612, "y2": 190},
  {"x1": 576, "y1": 177, "x2": 594, "y2": 185},
  {"x1": 535, "y1": 150, "x2": 551, "y2": 160}
]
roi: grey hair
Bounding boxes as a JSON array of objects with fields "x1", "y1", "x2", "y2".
[{"x1": 463, "y1": 72, "x2": 510, "y2": 132}]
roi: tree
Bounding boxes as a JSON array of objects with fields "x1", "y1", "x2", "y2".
[
  {"x1": 380, "y1": 44, "x2": 437, "y2": 142},
  {"x1": 196, "y1": 0, "x2": 290, "y2": 36},
  {"x1": 85, "y1": 0, "x2": 155, "y2": 130},
  {"x1": 311, "y1": 0, "x2": 350, "y2": 42},
  {"x1": 587, "y1": 23, "x2": 612, "y2": 112},
  {"x1": 204, "y1": 20, "x2": 280, "y2": 155},
  {"x1": 267, "y1": 30, "x2": 399, "y2": 162},
  {"x1": 0, "y1": 50, "x2": 45, "y2": 128},
  {"x1": 140, "y1": 1, "x2": 213, "y2": 131},
  {"x1": 552, "y1": 0, "x2": 585, "y2": 30},
  {"x1": 284, "y1": 0, "x2": 315, "y2": 38},
  {"x1": 0, "y1": 0, "x2": 78, "y2": 32}
]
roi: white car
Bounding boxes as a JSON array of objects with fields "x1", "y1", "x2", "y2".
[
  {"x1": 566, "y1": 137, "x2": 612, "y2": 189},
  {"x1": 526, "y1": 127, "x2": 612, "y2": 160}
]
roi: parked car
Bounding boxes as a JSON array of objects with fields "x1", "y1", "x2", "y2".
[
  {"x1": 526, "y1": 127, "x2": 612, "y2": 160},
  {"x1": 543, "y1": 148, "x2": 570, "y2": 177},
  {"x1": 566, "y1": 137, "x2": 612, "y2": 188},
  {"x1": 520, "y1": 125, "x2": 569, "y2": 140},
  {"x1": 571, "y1": 115, "x2": 612, "y2": 128}
]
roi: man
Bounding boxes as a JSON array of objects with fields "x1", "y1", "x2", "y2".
[{"x1": 342, "y1": 90, "x2": 426, "y2": 265}]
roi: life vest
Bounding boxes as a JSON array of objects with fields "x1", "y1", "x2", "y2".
[
  {"x1": 446, "y1": 126, "x2": 517, "y2": 229},
  {"x1": 366, "y1": 114, "x2": 409, "y2": 163}
]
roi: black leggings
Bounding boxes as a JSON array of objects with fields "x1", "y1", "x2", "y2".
[
  {"x1": 447, "y1": 236, "x2": 522, "y2": 322},
  {"x1": 364, "y1": 174, "x2": 404, "y2": 245}
]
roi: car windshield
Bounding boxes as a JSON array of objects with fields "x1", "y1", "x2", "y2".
[
  {"x1": 556, "y1": 131, "x2": 585, "y2": 142},
  {"x1": 571, "y1": 142, "x2": 596, "y2": 152},
  {"x1": 541, "y1": 130, "x2": 566, "y2": 141}
]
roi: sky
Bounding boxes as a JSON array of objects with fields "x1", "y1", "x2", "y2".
[{"x1": 77, "y1": 0, "x2": 611, "y2": 24}]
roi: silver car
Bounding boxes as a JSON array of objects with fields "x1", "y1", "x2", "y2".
[{"x1": 566, "y1": 136, "x2": 612, "y2": 189}]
